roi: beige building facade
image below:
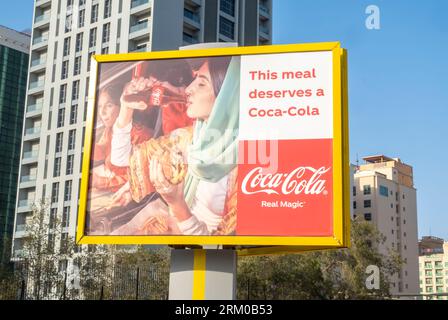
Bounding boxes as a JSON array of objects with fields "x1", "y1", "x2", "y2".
[
  {"x1": 353, "y1": 155, "x2": 419, "y2": 296},
  {"x1": 418, "y1": 237, "x2": 448, "y2": 300}
]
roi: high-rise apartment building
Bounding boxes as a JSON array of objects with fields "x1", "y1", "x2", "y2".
[
  {"x1": 418, "y1": 236, "x2": 448, "y2": 300},
  {"x1": 353, "y1": 155, "x2": 419, "y2": 297},
  {"x1": 0, "y1": 26, "x2": 30, "y2": 264},
  {"x1": 12, "y1": 0, "x2": 272, "y2": 257}
]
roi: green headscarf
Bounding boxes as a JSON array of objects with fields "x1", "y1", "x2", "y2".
[{"x1": 184, "y1": 56, "x2": 240, "y2": 206}]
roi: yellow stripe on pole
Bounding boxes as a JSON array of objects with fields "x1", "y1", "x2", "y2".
[{"x1": 192, "y1": 249, "x2": 206, "y2": 300}]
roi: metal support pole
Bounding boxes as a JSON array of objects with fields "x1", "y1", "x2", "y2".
[{"x1": 169, "y1": 249, "x2": 237, "y2": 300}]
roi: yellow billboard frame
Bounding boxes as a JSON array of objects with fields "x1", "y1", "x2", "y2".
[{"x1": 76, "y1": 42, "x2": 350, "y2": 251}]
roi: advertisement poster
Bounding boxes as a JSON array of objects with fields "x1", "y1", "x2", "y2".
[{"x1": 78, "y1": 43, "x2": 349, "y2": 246}]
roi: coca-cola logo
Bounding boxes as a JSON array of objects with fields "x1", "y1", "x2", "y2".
[
  {"x1": 151, "y1": 87, "x2": 163, "y2": 105},
  {"x1": 241, "y1": 166, "x2": 331, "y2": 195}
]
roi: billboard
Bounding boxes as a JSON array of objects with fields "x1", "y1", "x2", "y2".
[{"x1": 77, "y1": 42, "x2": 350, "y2": 249}]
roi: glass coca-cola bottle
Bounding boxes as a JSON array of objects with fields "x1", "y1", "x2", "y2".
[{"x1": 122, "y1": 64, "x2": 187, "y2": 108}]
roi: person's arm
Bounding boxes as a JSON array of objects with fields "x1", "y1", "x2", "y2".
[
  {"x1": 149, "y1": 158, "x2": 211, "y2": 235},
  {"x1": 110, "y1": 121, "x2": 132, "y2": 167}
]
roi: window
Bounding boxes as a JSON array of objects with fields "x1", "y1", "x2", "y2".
[
  {"x1": 395, "y1": 192, "x2": 399, "y2": 201},
  {"x1": 74, "y1": 57, "x2": 81, "y2": 76},
  {"x1": 219, "y1": 16, "x2": 234, "y2": 39},
  {"x1": 436, "y1": 286, "x2": 443, "y2": 293},
  {"x1": 62, "y1": 206, "x2": 70, "y2": 227},
  {"x1": 68, "y1": 130, "x2": 76, "y2": 150},
  {"x1": 352, "y1": 186, "x2": 356, "y2": 196},
  {"x1": 65, "y1": 14, "x2": 73, "y2": 33},
  {"x1": 426, "y1": 278, "x2": 433, "y2": 285},
  {"x1": 89, "y1": 28, "x2": 97, "y2": 48},
  {"x1": 51, "y1": 182, "x2": 59, "y2": 203},
  {"x1": 363, "y1": 185, "x2": 371, "y2": 195},
  {"x1": 379, "y1": 185, "x2": 388, "y2": 197},
  {"x1": 364, "y1": 200, "x2": 371, "y2": 208},
  {"x1": 425, "y1": 270, "x2": 432, "y2": 276},
  {"x1": 59, "y1": 84, "x2": 67, "y2": 104},
  {"x1": 49, "y1": 208, "x2": 57, "y2": 229},
  {"x1": 104, "y1": 0, "x2": 112, "y2": 18},
  {"x1": 220, "y1": 0, "x2": 235, "y2": 16},
  {"x1": 79, "y1": 0, "x2": 86, "y2": 5},
  {"x1": 75, "y1": 33, "x2": 83, "y2": 52},
  {"x1": 78, "y1": 9, "x2": 85, "y2": 28},
  {"x1": 70, "y1": 104, "x2": 78, "y2": 125},
  {"x1": 101, "y1": 46, "x2": 109, "y2": 54},
  {"x1": 396, "y1": 205, "x2": 399, "y2": 214},
  {"x1": 85, "y1": 77, "x2": 90, "y2": 97},
  {"x1": 364, "y1": 213, "x2": 372, "y2": 221},
  {"x1": 436, "y1": 278, "x2": 443, "y2": 285},
  {"x1": 53, "y1": 157, "x2": 62, "y2": 177},
  {"x1": 64, "y1": 180, "x2": 72, "y2": 201},
  {"x1": 91, "y1": 4, "x2": 99, "y2": 23},
  {"x1": 60, "y1": 233, "x2": 68, "y2": 253},
  {"x1": 403, "y1": 194, "x2": 405, "y2": 199},
  {"x1": 57, "y1": 108, "x2": 65, "y2": 128},
  {"x1": 353, "y1": 201, "x2": 356, "y2": 209},
  {"x1": 426, "y1": 286, "x2": 433, "y2": 293},
  {"x1": 63, "y1": 37, "x2": 71, "y2": 56},
  {"x1": 66, "y1": 154, "x2": 74, "y2": 175},
  {"x1": 61, "y1": 61, "x2": 69, "y2": 80},
  {"x1": 55, "y1": 133, "x2": 63, "y2": 153},
  {"x1": 48, "y1": 234, "x2": 55, "y2": 253},
  {"x1": 425, "y1": 262, "x2": 432, "y2": 269},
  {"x1": 102, "y1": 23, "x2": 110, "y2": 43},
  {"x1": 72, "y1": 80, "x2": 80, "y2": 101},
  {"x1": 435, "y1": 270, "x2": 443, "y2": 277}
]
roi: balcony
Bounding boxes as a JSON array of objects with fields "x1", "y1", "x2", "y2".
[
  {"x1": 30, "y1": 58, "x2": 46, "y2": 72},
  {"x1": 259, "y1": 4, "x2": 270, "y2": 19},
  {"x1": 259, "y1": 25, "x2": 270, "y2": 41},
  {"x1": 15, "y1": 224, "x2": 27, "y2": 232},
  {"x1": 26, "y1": 103, "x2": 43, "y2": 118},
  {"x1": 130, "y1": 0, "x2": 151, "y2": 14},
  {"x1": 32, "y1": 35, "x2": 48, "y2": 50},
  {"x1": 183, "y1": 33, "x2": 199, "y2": 45},
  {"x1": 19, "y1": 175, "x2": 37, "y2": 188},
  {"x1": 185, "y1": 0, "x2": 201, "y2": 7},
  {"x1": 28, "y1": 80, "x2": 45, "y2": 95},
  {"x1": 131, "y1": 0, "x2": 149, "y2": 8},
  {"x1": 129, "y1": 20, "x2": 150, "y2": 40},
  {"x1": 22, "y1": 150, "x2": 39, "y2": 165},
  {"x1": 34, "y1": 13, "x2": 50, "y2": 28},
  {"x1": 24, "y1": 127, "x2": 41, "y2": 141},
  {"x1": 36, "y1": 0, "x2": 51, "y2": 8},
  {"x1": 184, "y1": 10, "x2": 201, "y2": 30},
  {"x1": 17, "y1": 200, "x2": 32, "y2": 213},
  {"x1": 130, "y1": 46, "x2": 147, "y2": 53}
]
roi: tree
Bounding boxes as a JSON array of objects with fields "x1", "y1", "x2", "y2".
[
  {"x1": 237, "y1": 218, "x2": 403, "y2": 300},
  {"x1": 14, "y1": 200, "x2": 72, "y2": 299}
]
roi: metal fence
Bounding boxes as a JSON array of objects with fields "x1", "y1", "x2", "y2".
[{"x1": 0, "y1": 262, "x2": 169, "y2": 300}]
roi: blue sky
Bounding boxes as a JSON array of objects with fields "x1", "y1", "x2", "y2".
[{"x1": 1, "y1": 0, "x2": 447, "y2": 239}]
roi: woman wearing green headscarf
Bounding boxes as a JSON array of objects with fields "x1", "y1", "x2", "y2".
[{"x1": 112, "y1": 56, "x2": 240, "y2": 236}]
